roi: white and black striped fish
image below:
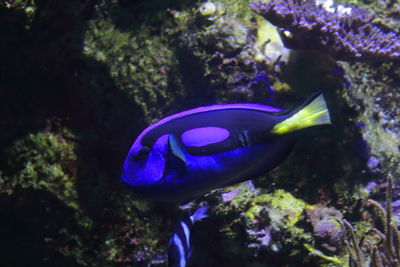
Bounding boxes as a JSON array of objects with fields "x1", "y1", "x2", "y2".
[{"x1": 168, "y1": 206, "x2": 209, "y2": 267}]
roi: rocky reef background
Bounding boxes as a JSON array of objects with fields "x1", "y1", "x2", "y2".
[{"x1": 1, "y1": 0, "x2": 399, "y2": 266}]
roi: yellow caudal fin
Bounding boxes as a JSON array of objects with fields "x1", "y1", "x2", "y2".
[{"x1": 271, "y1": 93, "x2": 331, "y2": 135}]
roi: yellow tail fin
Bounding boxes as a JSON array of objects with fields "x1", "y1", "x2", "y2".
[{"x1": 271, "y1": 94, "x2": 331, "y2": 135}]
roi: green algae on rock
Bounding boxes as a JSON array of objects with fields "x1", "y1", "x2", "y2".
[
  {"x1": 342, "y1": 61, "x2": 400, "y2": 180},
  {"x1": 0, "y1": 125, "x2": 175, "y2": 266},
  {"x1": 171, "y1": 0, "x2": 282, "y2": 103},
  {"x1": 83, "y1": 19, "x2": 185, "y2": 124},
  {"x1": 2, "y1": 130, "x2": 79, "y2": 210},
  {"x1": 248, "y1": 189, "x2": 306, "y2": 228},
  {"x1": 208, "y1": 183, "x2": 326, "y2": 265},
  {"x1": 343, "y1": 174, "x2": 400, "y2": 267},
  {"x1": 0, "y1": 127, "x2": 97, "y2": 265},
  {"x1": 1, "y1": 0, "x2": 37, "y2": 29}
]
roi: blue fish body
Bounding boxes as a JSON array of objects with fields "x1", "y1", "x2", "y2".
[
  {"x1": 122, "y1": 93, "x2": 331, "y2": 201},
  {"x1": 168, "y1": 206, "x2": 209, "y2": 267}
]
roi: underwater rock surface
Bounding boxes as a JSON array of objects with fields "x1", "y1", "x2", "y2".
[
  {"x1": 0, "y1": 0, "x2": 400, "y2": 266},
  {"x1": 250, "y1": 0, "x2": 400, "y2": 61}
]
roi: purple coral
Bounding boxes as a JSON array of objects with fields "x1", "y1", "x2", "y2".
[{"x1": 250, "y1": 0, "x2": 400, "y2": 61}]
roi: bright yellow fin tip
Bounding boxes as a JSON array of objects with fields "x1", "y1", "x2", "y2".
[{"x1": 271, "y1": 94, "x2": 331, "y2": 135}]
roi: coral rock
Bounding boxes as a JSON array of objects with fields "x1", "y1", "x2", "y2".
[{"x1": 250, "y1": 0, "x2": 400, "y2": 61}]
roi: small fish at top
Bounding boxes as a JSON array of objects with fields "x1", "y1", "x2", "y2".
[
  {"x1": 168, "y1": 206, "x2": 209, "y2": 267},
  {"x1": 121, "y1": 93, "x2": 331, "y2": 201}
]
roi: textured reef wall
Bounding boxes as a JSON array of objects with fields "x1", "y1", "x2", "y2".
[{"x1": 1, "y1": 0, "x2": 400, "y2": 266}]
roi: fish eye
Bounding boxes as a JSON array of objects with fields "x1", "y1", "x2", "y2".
[{"x1": 130, "y1": 146, "x2": 150, "y2": 163}]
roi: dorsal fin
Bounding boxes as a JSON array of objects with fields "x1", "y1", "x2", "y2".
[{"x1": 190, "y1": 206, "x2": 209, "y2": 222}]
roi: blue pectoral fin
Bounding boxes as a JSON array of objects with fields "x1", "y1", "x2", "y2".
[
  {"x1": 165, "y1": 134, "x2": 189, "y2": 177},
  {"x1": 190, "y1": 206, "x2": 209, "y2": 222},
  {"x1": 169, "y1": 134, "x2": 188, "y2": 162}
]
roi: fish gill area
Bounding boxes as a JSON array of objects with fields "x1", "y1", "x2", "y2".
[{"x1": 0, "y1": 0, "x2": 400, "y2": 266}]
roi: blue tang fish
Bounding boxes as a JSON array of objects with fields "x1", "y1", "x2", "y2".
[
  {"x1": 168, "y1": 206, "x2": 209, "y2": 267},
  {"x1": 122, "y1": 93, "x2": 331, "y2": 201}
]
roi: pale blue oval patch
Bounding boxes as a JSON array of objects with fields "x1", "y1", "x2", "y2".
[{"x1": 181, "y1": 127, "x2": 230, "y2": 147}]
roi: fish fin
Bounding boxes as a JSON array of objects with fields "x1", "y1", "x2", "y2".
[
  {"x1": 168, "y1": 134, "x2": 188, "y2": 163},
  {"x1": 271, "y1": 93, "x2": 331, "y2": 135},
  {"x1": 187, "y1": 247, "x2": 193, "y2": 261},
  {"x1": 190, "y1": 206, "x2": 209, "y2": 222},
  {"x1": 165, "y1": 134, "x2": 188, "y2": 177}
]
